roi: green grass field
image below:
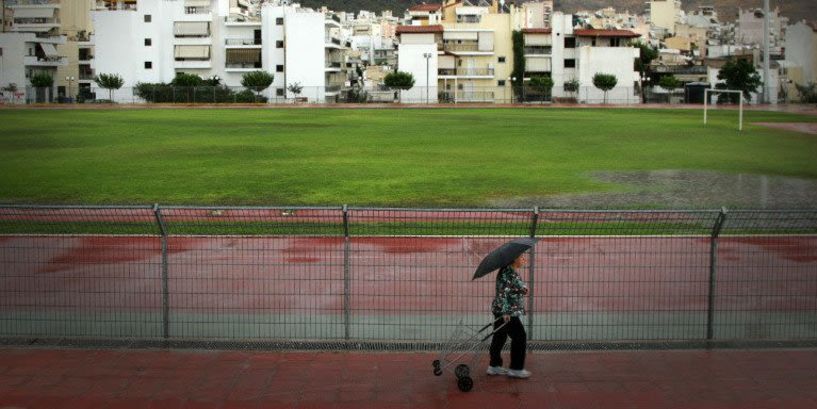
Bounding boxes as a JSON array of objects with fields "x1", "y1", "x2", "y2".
[{"x1": 1, "y1": 107, "x2": 816, "y2": 207}]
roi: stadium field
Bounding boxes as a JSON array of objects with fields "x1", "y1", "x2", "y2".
[{"x1": 1, "y1": 107, "x2": 816, "y2": 207}]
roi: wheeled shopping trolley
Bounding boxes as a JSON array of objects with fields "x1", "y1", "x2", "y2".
[{"x1": 431, "y1": 318, "x2": 507, "y2": 392}]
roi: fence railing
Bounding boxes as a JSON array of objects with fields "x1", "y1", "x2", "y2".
[
  {"x1": 1, "y1": 205, "x2": 815, "y2": 347},
  {"x1": 6, "y1": 84, "x2": 791, "y2": 106}
]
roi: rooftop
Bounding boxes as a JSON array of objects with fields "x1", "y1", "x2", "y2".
[
  {"x1": 574, "y1": 28, "x2": 641, "y2": 38},
  {"x1": 396, "y1": 24, "x2": 444, "y2": 34}
]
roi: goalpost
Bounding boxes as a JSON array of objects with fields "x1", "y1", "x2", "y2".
[{"x1": 703, "y1": 89, "x2": 744, "y2": 131}]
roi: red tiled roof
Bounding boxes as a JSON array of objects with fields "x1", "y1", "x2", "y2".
[
  {"x1": 396, "y1": 24, "x2": 444, "y2": 34},
  {"x1": 522, "y1": 28, "x2": 552, "y2": 34},
  {"x1": 408, "y1": 3, "x2": 442, "y2": 12},
  {"x1": 574, "y1": 29, "x2": 641, "y2": 38}
]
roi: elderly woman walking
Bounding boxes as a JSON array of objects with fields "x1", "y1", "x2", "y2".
[{"x1": 486, "y1": 253, "x2": 530, "y2": 379}]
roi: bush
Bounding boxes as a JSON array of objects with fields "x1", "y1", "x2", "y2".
[
  {"x1": 241, "y1": 71, "x2": 274, "y2": 92},
  {"x1": 795, "y1": 82, "x2": 817, "y2": 104},
  {"x1": 383, "y1": 71, "x2": 415, "y2": 90},
  {"x1": 235, "y1": 89, "x2": 267, "y2": 103},
  {"x1": 30, "y1": 73, "x2": 54, "y2": 88},
  {"x1": 134, "y1": 82, "x2": 241, "y2": 103}
]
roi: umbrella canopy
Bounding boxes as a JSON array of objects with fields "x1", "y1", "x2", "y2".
[{"x1": 472, "y1": 238, "x2": 537, "y2": 280}]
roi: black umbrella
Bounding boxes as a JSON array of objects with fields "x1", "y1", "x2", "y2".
[{"x1": 472, "y1": 237, "x2": 538, "y2": 280}]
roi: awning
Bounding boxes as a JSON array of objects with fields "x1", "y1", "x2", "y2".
[
  {"x1": 175, "y1": 45, "x2": 210, "y2": 59},
  {"x1": 12, "y1": 8, "x2": 55, "y2": 19},
  {"x1": 174, "y1": 21, "x2": 210, "y2": 36},
  {"x1": 40, "y1": 43, "x2": 59, "y2": 57},
  {"x1": 184, "y1": 0, "x2": 211, "y2": 7},
  {"x1": 226, "y1": 48, "x2": 260, "y2": 64}
]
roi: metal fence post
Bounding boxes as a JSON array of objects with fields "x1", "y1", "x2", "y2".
[
  {"x1": 342, "y1": 204, "x2": 351, "y2": 340},
  {"x1": 527, "y1": 207, "x2": 539, "y2": 338},
  {"x1": 153, "y1": 203, "x2": 170, "y2": 339},
  {"x1": 707, "y1": 207, "x2": 728, "y2": 340}
]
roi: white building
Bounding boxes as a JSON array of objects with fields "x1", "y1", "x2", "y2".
[
  {"x1": 0, "y1": 0, "x2": 95, "y2": 104},
  {"x1": 91, "y1": 0, "x2": 347, "y2": 102},
  {"x1": 0, "y1": 32, "x2": 66, "y2": 103},
  {"x1": 525, "y1": 13, "x2": 641, "y2": 103}
]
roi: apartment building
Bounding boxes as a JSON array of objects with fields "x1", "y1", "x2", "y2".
[
  {"x1": 648, "y1": 0, "x2": 682, "y2": 36},
  {"x1": 783, "y1": 21, "x2": 817, "y2": 99},
  {"x1": 522, "y1": 13, "x2": 641, "y2": 103},
  {"x1": 92, "y1": 0, "x2": 347, "y2": 102},
  {"x1": 397, "y1": 0, "x2": 516, "y2": 103},
  {"x1": 0, "y1": 0, "x2": 95, "y2": 103}
]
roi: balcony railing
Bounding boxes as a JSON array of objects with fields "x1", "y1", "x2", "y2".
[
  {"x1": 440, "y1": 91, "x2": 495, "y2": 102},
  {"x1": 325, "y1": 37, "x2": 341, "y2": 46},
  {"x1": 79, "y1": 72, "x2": 95, "y2": 81},
  {"x1": 13, "y1": 17, "x2": 60, "y2": 24},
  {"x1": 325, "y1": 85, "x2": 342, "y2": 93},
  {"x1": 24, "y1": 55, "x2": 66, "y2": 66},
  {"x1": 225, "y1": 62, "x2": 262, "y2": 69},
  {"x1": 225, "y1": 38, "x2": 261, "y2": 46},
  {"x1": 438, "y1": 68, "x2": 495, "y2": 77},
  {"x1": 524, "y1": 46, "x2": 552, "y2": 55},
  {"x1": 326, "y1": 62, "x2": 342, "y2": 69},
  {"x1": 185, "y1": 6, "x2": 210, "y2": 14},
  {"x1": 6, "y1": 0, "x2": 59, "y2": 5},
  {"x1": 443, "y1": 42, "x2": 480, "y2": 52}
]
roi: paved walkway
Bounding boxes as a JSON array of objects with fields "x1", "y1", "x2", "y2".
[{"x1": 1, "y1": 347, "x2": 816, "y2": 409}]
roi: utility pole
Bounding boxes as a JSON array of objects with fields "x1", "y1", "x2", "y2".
[{"x1": 763, "y1": 0, "x2": 771, "y2": 104}]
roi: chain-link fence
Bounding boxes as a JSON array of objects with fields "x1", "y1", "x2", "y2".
[
  {"x1": 1, "y1": 205, "x2": 815, "y2": 348},
  {"x1": 7, "y1": 85, "x2": 687, "y2": 106}
]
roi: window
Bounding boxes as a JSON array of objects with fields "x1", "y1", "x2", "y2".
[
  {"x1": 276, "y1": 40, "x2": 284, "y2": 48},
  {"x1": 564, "y1": 37, "x2": 576, "y2": 48},
  {"x1": 498, "y1": 80, "x2": 506, "y2": 86},
  {"x1": 145, "y1": 61, "x2": 153, "y2": 69},
  {"x1": 276, "y1": 88, "x2": 285, "y2": 96},
  {"x1": 498, "y1": 56, "x2": 506, "y2": 63},
  {"x1": 564, "y1": 59, "x2": 576, "y2": 68},
  {"x1": 144, "y1": 14, "x2": 151, "y2": 23},
  {"x1": 276, "y1": 17, "x2": 284, "y2": 25},
  {"x1": 276, "y1": 64, "x2": 284, "y2": 72},
  {"x1": 144, "y1": 38, "x2": 152, "y2": 46}
]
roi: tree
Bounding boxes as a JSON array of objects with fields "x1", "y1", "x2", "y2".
[
  {"x1": 511, "y1": 30, "x2": 525, "y2": 88},
  {"x1": 287, "y1": 82, "x2": 303, "y2": 100},
  {"x1": 94, "y1": 73, "x2": 124, "y2": 101},
  {"x1": 528, "y1": 75, "x2": 554, "y2": 102},
  {"x1": 30, "y1": 72, "x2": 54, "y2": 103},
  {"x1": 241, "y1": 70, "x2": 274, "y2": 97},
  {"x1": 383, "y1": 71, "x2": 414, "y2": 102},
  {"x1": 633, "y1": 42, "x2": 658, "y2": 103},
  {"x1": 658, "y1": 75, "x2": 681, "y2": 103},
  {"x1": 171, "y1": 72, "x2": 204, "y2": 87},
  {"x1": 592, "y1": 73, "x2": 618, "y2": 104},
  {"x1": 717, "y1": 59, "x2": 762, "y2": 103}
]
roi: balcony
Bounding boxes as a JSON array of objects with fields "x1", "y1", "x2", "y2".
[
  {"x1": 12, "y1": 17, "x2": 60, "y2": 32},
  {"x1": 442, "y1": 41, "x2": 492, "y2": 54},
  {"x1": 6, "y1": 0, "x2": 60, "y2": 6},
  {"x1": 175, "y1": 59, "x2": 211, "y2": 69},
  {"x1": 325, "y1": 36, "x2": 343, "y2": 49},
  {"x1": 78, "y1": 70, "x2": 95, "y2": 81},
  {"x1": 225, "y1": 63, "x2": 261, "y2": 72},
  {"x1": 438, "y1": 67, "x2": 494, "y2": 78},
  {"x1": 225, "y1": 38, "x2": 261, "y2": 47},
  {"x1": 325, "y1": 61, "x2": 343, "y2": 72},
  {"x1": 325, "y1": 85, "x2": 342, "y2": 95},
  {"x1": 24, "y1": 55, "x2": 67, "y2": 66},
  {"x1": 524, "y1": 46, "x2": 552, "y2": 55},
  {"x1": 224, "y1": 15, "x2": 261, "y2": 26}
]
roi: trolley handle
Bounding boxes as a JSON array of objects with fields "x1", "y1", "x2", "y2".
[{"x1": 479, "y1": 317, "x2": 510, "y2": 342}]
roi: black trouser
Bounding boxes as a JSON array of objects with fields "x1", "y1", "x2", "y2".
[{"x1": 489, "y1": 315, "x2": 526, "y2": 370}]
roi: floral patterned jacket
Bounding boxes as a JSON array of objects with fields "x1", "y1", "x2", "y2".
[{"x1": 491, "y1": 265, "x2": 527, "y2": 317}]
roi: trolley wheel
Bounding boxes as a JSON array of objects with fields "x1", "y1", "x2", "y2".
[
  {"x1": 433, "y1": 367, "x2": 443, "y2": 376},
  {"x1": 457, "y1": 376, "x2": 474, "y2": 392},
  {"x1": 432, "y1": 359, "x2": 440, "y2": 369},
  {"x1": 454, "y1": 364, "x2": 470, "y2": 378}
]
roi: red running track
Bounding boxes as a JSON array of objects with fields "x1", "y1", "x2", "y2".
[{"x1": 1, "y1": 347, "x2": 816, "y2": 409}]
